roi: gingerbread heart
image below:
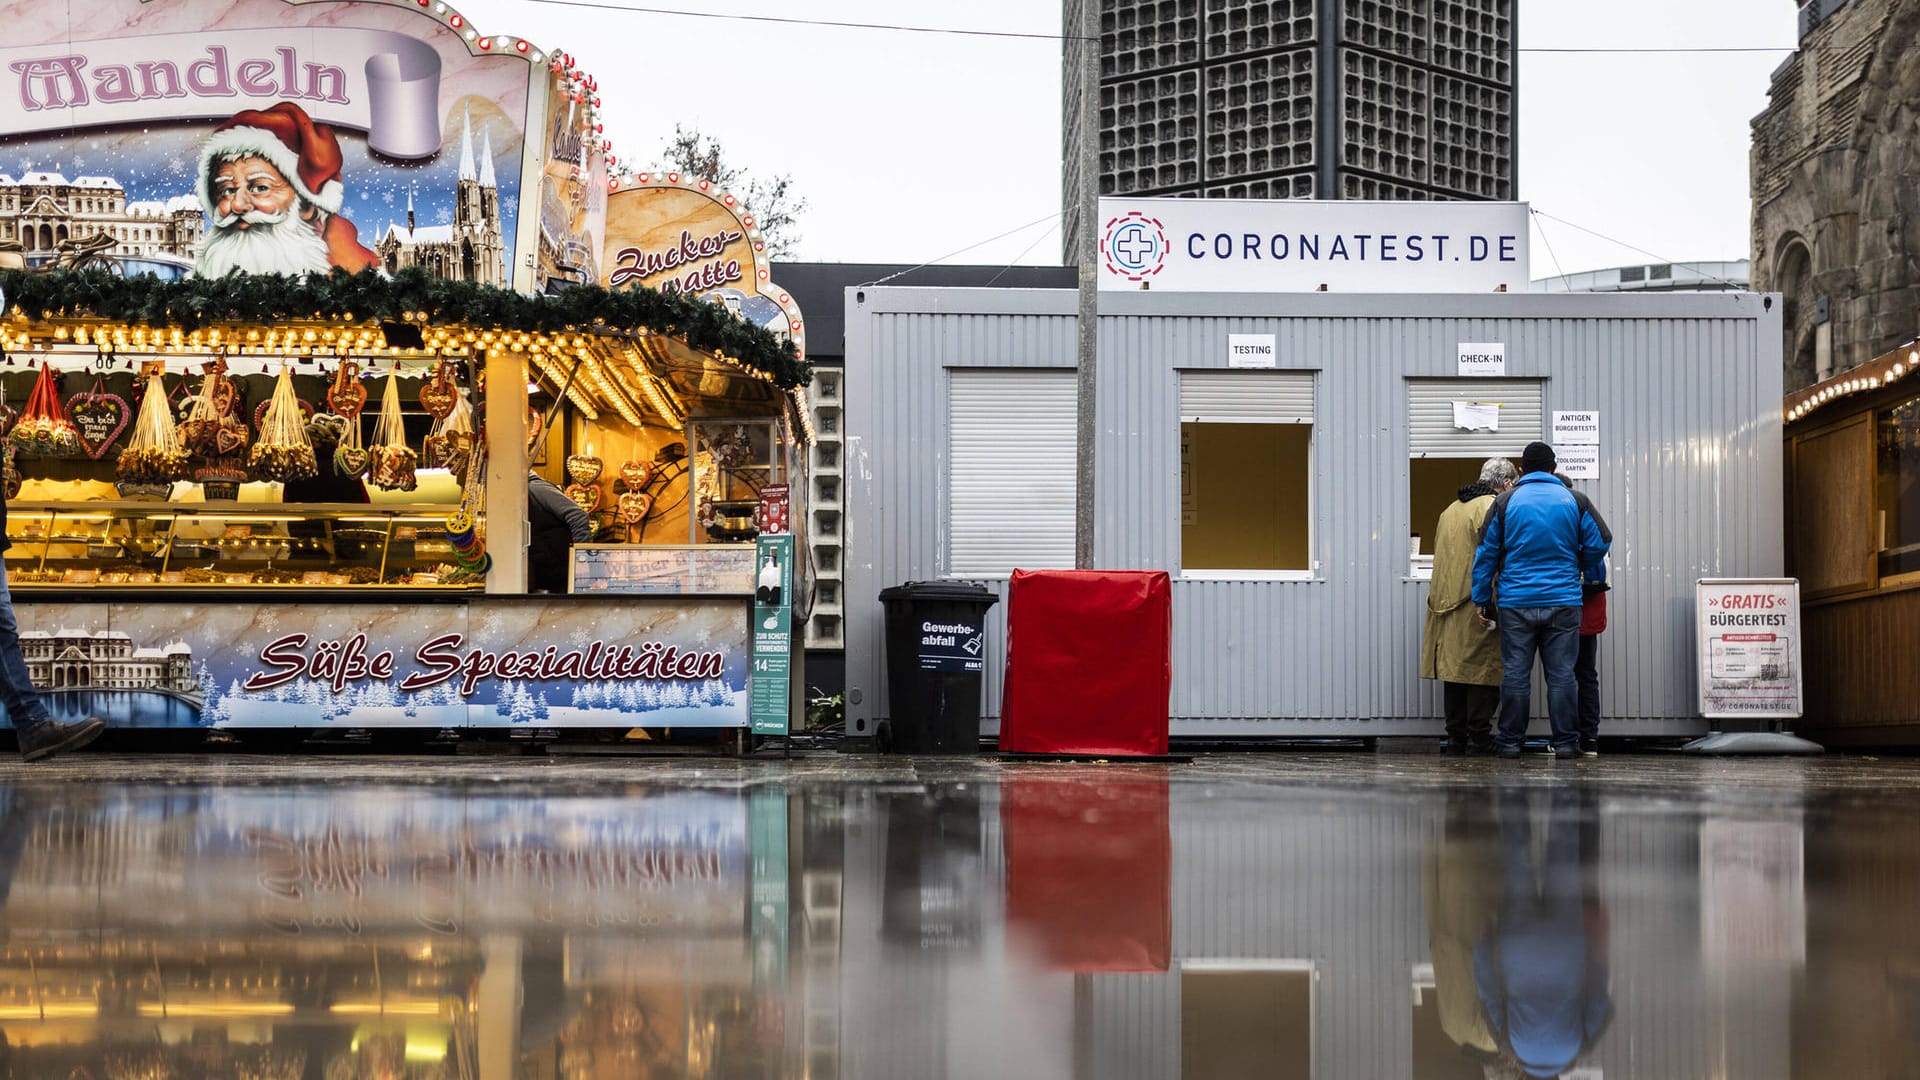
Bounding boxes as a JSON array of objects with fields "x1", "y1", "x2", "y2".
[
  {"x1": 563, "y1": 482, "x2": 601, "y2": 513},
  {"x1": 66, "y1": 392, "x2": 130, "y2": 460},
  {"x1": 565, "y1": 454, "x2": 603, "y2": 486},
  {"x1": 210, "y1": 375, "x2": 237, "y2": 417},
  {"x1": 214, "y1": 419, "x2": 249, "y2": 456},
  {"x1": 327, "y1": 366, "x2": 367, "y2": 418},
  {"x1": 333, "y1": 444, "x2": 369, "y2": 477},
  {"x1": 419, "y1": 378, "x2": 458, "y2": 419},
  {"x1": 620, "y1": 460, "x2": 653, "y2": 490},
  {"x1": 617, "y1": 490, "x2": 652, "y2": 524}
]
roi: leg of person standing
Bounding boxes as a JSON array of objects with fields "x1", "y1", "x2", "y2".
[
  {"x1": 1442, "y1": 682, "x2": 1499, "y2": 754},
  {"x1": 0, "y1": 562, "x2": 104, "y2": 762},
  {"x1": 1575, "y1": 633, "x2": 1600, "y2": 756},
  {"x1": 1442, "y1": 682, "x2": 1473, "y2": 754},
  {"x1": 1494, "y1": 607, "x2": 1547, "y2": 757},
  {"x1": 1540, "y1": 607, "x2": 1583, "y2": 758}
]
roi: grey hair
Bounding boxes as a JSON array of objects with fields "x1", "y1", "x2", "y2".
[{"x1": 1478, "y1": 457, "x2": 1518, "y2": 488}]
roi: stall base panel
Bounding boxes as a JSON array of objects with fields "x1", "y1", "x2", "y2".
[{"x1": 11, "y1": 598, "x2": 752, "y2": 730}]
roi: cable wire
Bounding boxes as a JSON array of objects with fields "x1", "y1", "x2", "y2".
[
  {"x1": 1528, "y1": 208, "x2": 1748, "y2": 290},
  {"x1": 1530, "y1": 210, "x2": 1573, "y2": 293},
  {"x1": 855, "y1": 210, "x2": 1065, "y2": 288},
  {"x1": 984, "y1": 220, "x2": 1063, "y2": 287},
  {"x1": 522, "y1": 0, "x2": 1083, "y2": 40},
  {"x1": 519, "y1": 1, "x2": 1798, "y2": 53}
]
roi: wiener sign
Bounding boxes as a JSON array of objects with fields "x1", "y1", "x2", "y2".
[
  {"x1": 1696, "y1": 579, "x2": 1803, "y2": 719},
  {"x1": 602, "y1": 174, "x2": 807, "y2": 359}
]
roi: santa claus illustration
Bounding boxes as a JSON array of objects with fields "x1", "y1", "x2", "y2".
[{"x1": 195, "y1": 101, "x2": 381, "y2": 277}]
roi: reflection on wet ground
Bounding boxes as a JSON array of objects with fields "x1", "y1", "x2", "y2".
[{"x1": 0, "y1": 753, "x2": 1913, "y2": 1079}]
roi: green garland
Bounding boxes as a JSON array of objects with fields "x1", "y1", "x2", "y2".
[{"x1": 0, "y1": 267, "x2": 811, "y2": 390}]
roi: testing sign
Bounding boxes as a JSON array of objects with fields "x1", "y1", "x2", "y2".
[{"x1": 1696, "y1": 579, "x2": 1802, "y2": 719}]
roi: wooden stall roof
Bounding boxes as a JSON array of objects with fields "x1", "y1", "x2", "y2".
[
  {"x1": 0, "y1": 267, "x2": 812, "y2": 438},
  {"x1": 1786, "y1": 338, "x2": 1920, "y2": 427}
]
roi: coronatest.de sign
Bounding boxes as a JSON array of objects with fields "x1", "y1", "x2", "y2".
[{"x1": 1098, "y1": 197, "x2": 1530, "y2": 294}]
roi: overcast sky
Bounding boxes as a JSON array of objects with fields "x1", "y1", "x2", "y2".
[{"x1": 452, "y1": 0, "x2": 1794, "y2": 278}]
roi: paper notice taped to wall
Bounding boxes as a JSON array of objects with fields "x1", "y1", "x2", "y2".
[{"x1": 1452, "y1": 401, "x2": 1499, "y2": 431}]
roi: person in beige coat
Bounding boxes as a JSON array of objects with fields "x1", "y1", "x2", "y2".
[{"x1": 1421, "y1": 457, "x2": 1517, "y2": 754}]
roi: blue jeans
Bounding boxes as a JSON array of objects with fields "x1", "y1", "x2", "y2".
[
  {"x1": 0, "y1": 562, "x2": 50, "y2": 728},
  {"x1": 1497, "y1": 606, "x2": 1581, "y2": 751}
]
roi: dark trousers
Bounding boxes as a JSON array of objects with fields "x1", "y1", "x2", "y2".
[
  {"x1": 1442, "y1": 681, "x2": 1498, "y2": 748},
  {"x1": 1497, "y1": 606, "x2": 1582, "y2": 752},
  {"x1": 1575, "y1": 635, "x2": 1600, "y2": 743}
]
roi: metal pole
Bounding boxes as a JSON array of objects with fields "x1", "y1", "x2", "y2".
[{"x1": 1074, "y1": 0, "x2": 1099, "y2": 569}]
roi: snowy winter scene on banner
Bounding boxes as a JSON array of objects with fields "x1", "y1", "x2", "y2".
[{"x1": 15, "y1": 599, "x2": 752, "y2": 729}]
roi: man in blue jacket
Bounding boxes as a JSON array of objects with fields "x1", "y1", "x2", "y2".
[{"x1": 1471, "y1": 442, "x2": 1610, "y2": 759}]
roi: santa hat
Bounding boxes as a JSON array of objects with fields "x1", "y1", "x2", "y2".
[{"x1": 197, "y1": 101, "x2": 346, "y2": 217}]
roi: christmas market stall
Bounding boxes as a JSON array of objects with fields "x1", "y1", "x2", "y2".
[
  {"x1": 1782, "y1": 341, "x2": 1920, "y2": 746},
  {"x1": 0, "y1": 0, "x2": 815, "y2": 739},
  {"x1": 0, "y1": 266, "x2": 809, "y2": 735}
]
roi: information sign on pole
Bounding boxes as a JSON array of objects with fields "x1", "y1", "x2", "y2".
[
  {"x1": 750, "y1": 534, "x2": 794, "y2": 735},
  {"x1": 1696, "y1": 578, "x2": 1803, "y2": 719}
]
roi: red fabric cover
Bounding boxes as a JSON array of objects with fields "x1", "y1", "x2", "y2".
[
  {"x1": 1002, "y1": 768, "x2": 1172, "y2": 972},
  {"x1": 1000, "y1": 569, "x2": 1172, "y2": 756},
  {"x1": 1580, "y1": 590, "x2": 1607, "y2": 636}
]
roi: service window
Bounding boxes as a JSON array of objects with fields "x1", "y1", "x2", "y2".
[
  {"x1": 948, "y1": 369, "x2": 1076, "y2": 577},
  {"x1": 1180, "y1": 370, "x2": 1315, "y2": 576},
  {"x1": 1407, "y1": 378, "x2": 1544, "y2": 577},
  {"x1": 1879, "y1": 395, "x2": 1920, "y2": 582}
]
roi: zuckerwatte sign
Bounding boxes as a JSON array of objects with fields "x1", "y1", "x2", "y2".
[
  {"x1": 1098, "y1": 197, "x2": 1530, "y2": 294},
  {"x1": 602, "y1": 174, "x2": 806, "y2": 358}
]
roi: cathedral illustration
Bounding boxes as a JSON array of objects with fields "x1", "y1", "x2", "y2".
[{"x1": 376, "y1": 109, "x2": 507, "y2": 285}]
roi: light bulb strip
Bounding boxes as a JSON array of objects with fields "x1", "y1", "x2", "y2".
[{"x1": 1785, "y1": 339, "x2": 1918, "y2": 424}]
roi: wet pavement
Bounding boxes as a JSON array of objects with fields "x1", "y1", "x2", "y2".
[{"x1": 0, "y1": 751, "x2": 1913, "y2": 1079}]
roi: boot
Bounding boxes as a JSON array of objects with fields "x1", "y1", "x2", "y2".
[{"x1": 16, "y1": 716, "x2": 106, "y2": 762}]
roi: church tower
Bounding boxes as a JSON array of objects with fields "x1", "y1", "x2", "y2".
[{"x1": 453, "y1": 106, "x2": 507, "y2": 286}]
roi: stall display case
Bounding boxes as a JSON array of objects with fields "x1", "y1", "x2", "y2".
[
  {"x1": 2, "y1": 502, "x2": 478, "y2": 589},
  {"x1": 689, "y1": 417, "x2": 784, "y2": 544}
]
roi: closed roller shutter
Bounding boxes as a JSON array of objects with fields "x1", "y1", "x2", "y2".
[
  {"x1": 1180, "y1": 371, "x2": 1316, "y2": 423},
  {"x1": 1408, "y1": 378, "x2": 1545, "y2": 457},
  {"x1": 949, "y1": 369, "x2": 1076, "y2": 576}
]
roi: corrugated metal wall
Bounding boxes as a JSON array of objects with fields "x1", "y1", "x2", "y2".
[{"x1": 845, "y1": 289, "x2": 1784, "y2": 736}]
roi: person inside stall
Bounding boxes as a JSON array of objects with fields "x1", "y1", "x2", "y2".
[
  {"x1": 528, "y1": 471, "x2": 592, "y2": 593},
  {"x1": 282, "y1": 415, "x2": 368, "y2": 558},
  {"x1": 284, "y1": 415, "x2": 370, "y2": 504}
]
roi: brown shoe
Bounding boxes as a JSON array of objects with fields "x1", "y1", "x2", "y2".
[{"x1": 17, "y1": 716, "x2": 106, "y2": 762}]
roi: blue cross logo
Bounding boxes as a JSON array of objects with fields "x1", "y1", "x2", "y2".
[{"x1": 1102, "y1": 212, "x2": 1168, "y2": 281}]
